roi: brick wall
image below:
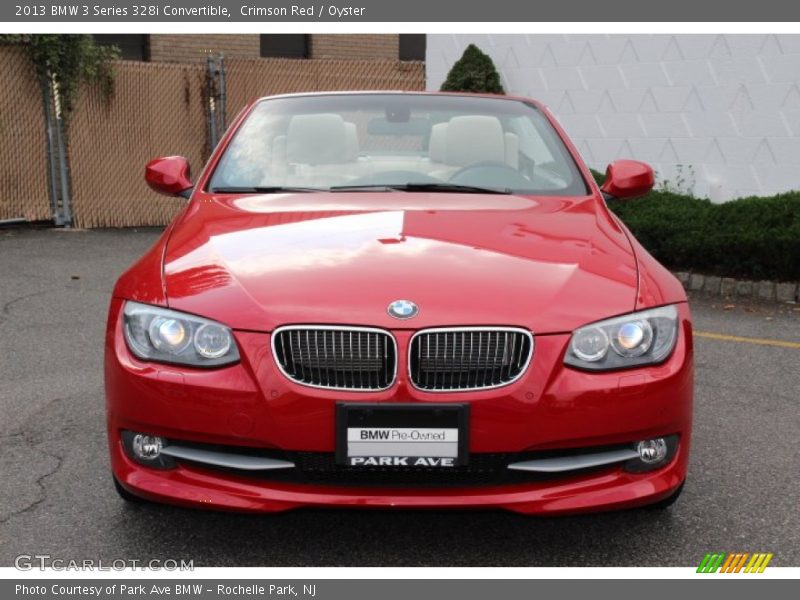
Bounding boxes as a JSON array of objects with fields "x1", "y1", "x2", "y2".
[
  {"x1": 311, "y1": 35, "x2": 399, "y2": 60},
  {"x1": 149, "y1": 34, "x2": 260, "y2": 63},
  {"x1": 149, "y1": 35, "x2": 402, "y2": 64}
]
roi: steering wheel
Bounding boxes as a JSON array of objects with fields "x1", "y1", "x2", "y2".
[
  {"x1": 448, "y1": 161, "x2": 531, "y2": 189},
  {"x1": 448, "y1": 161, "x2": 513, "y2": 180}
]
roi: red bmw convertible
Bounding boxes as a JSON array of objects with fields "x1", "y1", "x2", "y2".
[{"x1": 105, "y1": 91, "x2": 693, "y2": 514}]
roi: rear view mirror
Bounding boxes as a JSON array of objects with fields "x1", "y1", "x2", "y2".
[
  {"x1": 600, "y1": 160, "x2": 654, "y2": 201},
  {"x1": 145, "y1": 156, "x2": 194, "y2": 198}
]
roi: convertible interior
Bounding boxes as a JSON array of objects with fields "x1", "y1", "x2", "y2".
[{"x1": 211, "y1": 100, "x2": 581, "y2": 194}]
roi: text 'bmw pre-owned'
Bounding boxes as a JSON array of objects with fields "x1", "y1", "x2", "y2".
[{"x1": 105, "y1": 91, "x2": 693, "y2": 514}]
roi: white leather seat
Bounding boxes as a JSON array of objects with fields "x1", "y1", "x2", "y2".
[
  {"x1": 428, "y1": 122, "x2": 448, "y2": 164},
  {"x1": 504, "y1": 132, "x2": 519, "y2": 169},
  {"x1": 428, "y1": 116, "x2": 519, "y2": 179},
  {"x1": 287, "y1": 113, "x2": 348, "y2": 165},
  {"x1": 444, "y1": 116, "x2": 506, "y2": 166},
  {"x1": 282, "y1": 115, "x2": 367, "y2": 186}
]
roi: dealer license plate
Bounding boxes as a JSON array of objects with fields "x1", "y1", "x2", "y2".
[{"x1": 336, "y1": 403, "x2": 469, "y2": 467}]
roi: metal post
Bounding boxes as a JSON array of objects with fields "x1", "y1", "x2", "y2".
[
  {"x1": 40, "y1": 74, "x2": 62, "y2": 226},
  {"x1": 206, "y1": 54, "x2": 218, "y2": 150},
  {"x1": 51, "y1": 73, "x2": 73, "y2": 227},
  {"x1": 218, "y1": 53, "x2": 227, "y2": 134}
]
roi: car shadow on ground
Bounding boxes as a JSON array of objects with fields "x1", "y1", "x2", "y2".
[{"x1": 109, "y1": 497, "x2": 689, "y2": 567}]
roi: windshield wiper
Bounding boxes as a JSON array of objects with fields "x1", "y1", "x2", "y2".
[
  {"x1": 209, "y1": 186, "x2": 321, "y2": 194},
  {"x1": 212, "y1": 183, "x2": 514, "y2": 195},
  {"x1": 330, "y1": 182, "x2": 512, "y2": 194}
]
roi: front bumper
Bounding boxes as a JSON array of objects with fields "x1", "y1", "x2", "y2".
[{"x1": 105, "y1": 298, "x2": 693, "y2": 514}]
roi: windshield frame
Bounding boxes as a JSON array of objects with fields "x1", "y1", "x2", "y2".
[{"x1": 203, "y1": 92, "x2": 591, "y2": 197}]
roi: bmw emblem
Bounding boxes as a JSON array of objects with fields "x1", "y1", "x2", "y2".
[{"x1": 387, "y1": 299, "x2": 419, "y2": 320}]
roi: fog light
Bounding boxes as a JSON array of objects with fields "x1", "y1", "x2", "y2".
[
  {"x1": 131, "y1": 434, "x2": 163, "y2": 461},
  {"x1": 636, "y1": 438, "x2": 668, "y2": 464},
  {"x1": 121, "y1": 431, "x2": 175, "y2": 469}
]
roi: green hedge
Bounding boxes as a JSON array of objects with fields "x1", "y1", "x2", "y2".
[{"x1": 591, "y1": 170, "x2": 800, "y2": 281}]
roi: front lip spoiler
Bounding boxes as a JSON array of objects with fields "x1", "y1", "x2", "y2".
[
  {"x1": 160, "y1": 445, "x2": 295, "y2": 471},
  {"x1": 506, "y1": 448, "x2": 639, "y2": 473}
]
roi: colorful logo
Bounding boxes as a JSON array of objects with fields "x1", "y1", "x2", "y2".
[
  {"x1": 387, "y1": 299, "x2": 419, "y2": 320},
  {"x1": 697, "y1": 553, "x2": 773, "y2": 573}
]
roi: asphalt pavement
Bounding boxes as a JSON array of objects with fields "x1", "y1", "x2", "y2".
[{"x1": 0, "y1": 227, "x2": 798, "y2": 567}]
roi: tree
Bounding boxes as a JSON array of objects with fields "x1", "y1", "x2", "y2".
[
  {"x1": 0, "y1": 34, "x2": 119, "y2": 122},
  {"x1": 440, "y1": 44, "x2": 505, "y2": 94}
]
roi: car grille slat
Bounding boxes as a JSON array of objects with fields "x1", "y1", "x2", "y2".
[
  {"x1": 273, "y1": 326, "x2": 397, "y2": 391},
  {"x1": 410, "y1": 327, "x2": 533, "y2": 391},
  {"x1": 490, "y1": 331, "x2": 498, "y2": 385},
  {"x1": 507, "y1": 331, "x2": 517, "y2": 381}
]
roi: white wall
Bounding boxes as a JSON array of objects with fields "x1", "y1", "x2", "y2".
[{"x1": 426, "y1": 34, "x2": 800, "y2": 201}]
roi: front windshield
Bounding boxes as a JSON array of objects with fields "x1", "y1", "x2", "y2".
[{"x1": 208, "y1": 93, "x2": 588, "y2": 196}]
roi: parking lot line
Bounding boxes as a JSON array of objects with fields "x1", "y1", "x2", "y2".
[{"x1": 694, "y1": 330, "x2": 800, "y2": 349}]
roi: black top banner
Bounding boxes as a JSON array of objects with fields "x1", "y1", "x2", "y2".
[{"x1": 4, "y1": 0, "x2": 800, "y2": 22}]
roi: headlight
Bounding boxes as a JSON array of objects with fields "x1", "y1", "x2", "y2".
[
  {"x1": 565, "y1": 305, "x2": 679, "y2": 371},
  {"x1": 123, "y1": 301, "x2": 240, "y2": 367}
]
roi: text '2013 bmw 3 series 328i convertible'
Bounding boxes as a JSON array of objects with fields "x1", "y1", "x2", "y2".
[{"x1": 105, "y1": 92, "x2": 692, "y2": 514}]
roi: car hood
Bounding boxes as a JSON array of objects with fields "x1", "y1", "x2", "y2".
[{"x1": 163, "y1": 192, "x2": 639, "y2": 334}]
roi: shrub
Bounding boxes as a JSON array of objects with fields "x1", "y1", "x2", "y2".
[
  {"x1": 440, "y1": 44, "x2": 505, "y2": 94},
  {"x1": 592, "y1": 169, "x2": 800, "y2": 281}
]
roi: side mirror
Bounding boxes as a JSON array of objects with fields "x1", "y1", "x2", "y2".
[
  {"x1": 145, "y1": 156, "x2": 194, "y2": 198},
  {"x1": 600, "y1": 160, "x2": 654, "y2": 201}
]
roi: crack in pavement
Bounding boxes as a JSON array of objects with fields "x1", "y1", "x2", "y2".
[
  {"x1": 1, "y1": 289, "x2": 58, "y2": 316},
  {"x1": 0, "y1": 398, "x2": 68, "y2": 524},
  {"x1": 0, "y1": 285, "x2": 111, "y2": 327},
  {"x1": 0, "y1": 444, "x2": 64, "y2": 525}
]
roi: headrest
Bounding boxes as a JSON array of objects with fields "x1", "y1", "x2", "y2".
[
  {"x1": 429, "y1": 122, "x2": 448, "y2": 163},
  {"x1": 287, "y1": 113, "x2": 347, "y2": 165},
  {"x1": 444, "y1": 116, "x2": 506, "y2": 167}
]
